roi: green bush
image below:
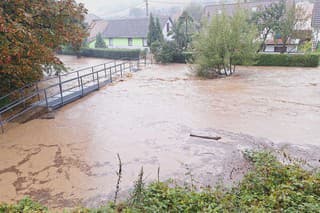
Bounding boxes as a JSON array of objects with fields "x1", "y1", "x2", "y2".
[
  {"x1": 58, "y1": 48, "x2": 141, "y2": 60},
  {"x1": 80, "y1": 48, "x2": 140, "y2": 60},
  {"x1": 255, "y1": 54, "x2": 319, "y2": 67},
  {"x1": 0, "y1": 197, "x2": 48, "y2": 213}
]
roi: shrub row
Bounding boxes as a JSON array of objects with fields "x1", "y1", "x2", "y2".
[
  {"x1": 254, "y1": 53, "x2": 319, "y2": 67},
  {"x1": 58, "y1": 48, "x2": 141, "y2": 60}
]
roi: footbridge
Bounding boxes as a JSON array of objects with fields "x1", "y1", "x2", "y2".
[{"x1": 0, "y1": 59, "x2": 145, "y2": 133}]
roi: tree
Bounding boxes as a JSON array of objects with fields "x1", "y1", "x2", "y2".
[
  {"x1": 276, "y1": 4, "x2": 308, "y2": 53},
  {"x1": 193, "y1": 10, "x2": 258, "y2": 77},
  {"x1": 0, "y1": 0, "x2": 87, "y2": 95},
  {"x1": 184, "y1": 3, "x2": 203, "y2": 26},
  {"x1": 251, "y1": 1, "x2": 286, "y2": 52},
  {"x1": 155, "y1": 18, "x2": 164, "y2": 43},
  {"x1": 147, "y1": 14, "x2": 156, "y2": 46},
  {"x1": 95, "y1": 33, "x2": 107, "y2": 48},
  {"x1": 147, "y1": 14, "x2": 164, "y2": 52}
]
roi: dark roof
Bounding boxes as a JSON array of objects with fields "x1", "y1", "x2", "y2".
[
  {"x1": 204, "y1": 0, "x2": 287, "y2": 18},
  {"x1": 312, "y1": 0, "x2": 320, "y2": 28},
  {"x1": 102, "y1": 17, "x2": 170, "y2": 38}
]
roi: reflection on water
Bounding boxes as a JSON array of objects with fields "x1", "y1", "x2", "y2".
[{"x1": 0, "y1": 57, "x2": 320, "y2": 209}]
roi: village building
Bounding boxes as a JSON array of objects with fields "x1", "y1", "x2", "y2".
[
  {"x1": 312, "y1": 0, "x2": 320, "y2": 50},
  {"x1": 88, "y1": 17, "x2": 173, "y2": 49}
]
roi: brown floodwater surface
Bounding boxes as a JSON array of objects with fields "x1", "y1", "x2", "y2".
[{"x1": 0, "y1": 56, "x2": 320, "y2": 209}]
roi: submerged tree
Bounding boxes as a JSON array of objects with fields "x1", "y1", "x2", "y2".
[
  {"x1": 95, "y1": 33, "x2": 107, "y2": 48},
  {"x1": 193, "y1": 10, "x2": 258, "y2": 77},
  {"x1": 0, "y1": 0, "x2": 87, "y2": 95}
]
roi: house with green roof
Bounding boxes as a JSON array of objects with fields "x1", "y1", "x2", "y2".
[{"x1": 89, "y1": 17, "x2": 173, "y2": 49}]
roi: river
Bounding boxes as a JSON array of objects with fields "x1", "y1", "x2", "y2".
[{"x1": 0, "y1": 55, "x2": 319, "y2": 209}]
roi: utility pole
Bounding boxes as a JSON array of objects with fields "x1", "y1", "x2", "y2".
[{"x1": 145, "y1": 0, "x2": 149, "y2": 17}]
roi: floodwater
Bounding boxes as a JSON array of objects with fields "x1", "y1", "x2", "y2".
[{"x1": 0, "y1": 56, "x2": 320, "y2": 209}]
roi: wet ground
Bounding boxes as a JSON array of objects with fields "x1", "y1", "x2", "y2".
[{"x1": 0, "y1": 57, "x2": 320, "y2": 209}]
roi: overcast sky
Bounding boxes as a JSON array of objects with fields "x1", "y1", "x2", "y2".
[{"x1": 76, "y1": 0, "x2": 217, "y2": 17}]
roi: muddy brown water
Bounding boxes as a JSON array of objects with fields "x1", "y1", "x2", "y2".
[{"x1": 0, "y1": 56, "x2": 320, "y2": 209}]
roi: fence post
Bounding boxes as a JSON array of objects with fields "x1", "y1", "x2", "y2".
[
  {"x1": 91, "y1": 67, "x2": 95, "y2": 81},
  {"x1": 77, "y1": 71, "x2": 81, "y2": 88},
  {"x1": 20, "y1": 88, "x2": 26, "y2": 108},
  {"x1": 81, "y1": 77, "x2": 84, "y2": 97},
  {"x1": 120, "y1": 64, "x2": 123, "y2": 78},
  {"x1": 0, "y1": 113, "x2": 4, "y2": 134},
  {"x1": 36, "y1": 83, "x2": 40, "y2": 101},
  {"x1": 109, "y1": 67, "x2": 113, "y2": 83},
  {"x1": 44, "y1": 89, "x2": 49, "y2": 110},
  {"x1": 58, "y1": 75, "x2": 64, "y2": 105},
  {"x1": 104, "y1": 63, "x2": 107, "y2": 78},
  {"x1": 97, "y1": 72, "x2": 100, "y2": 89}
]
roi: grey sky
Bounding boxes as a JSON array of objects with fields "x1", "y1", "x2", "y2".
[{"x1": 76, "y1": 0, "x2": 218, "y2": 17}]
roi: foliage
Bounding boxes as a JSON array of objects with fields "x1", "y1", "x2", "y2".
[
  {"x1": 147, "y1": 14, "x2": 163, "y2": 47},
  {"x1": 1, "y1": 152, "x2": 320, "y2": 212},
  {"x1": 79, "y1": 48, "x2": 140, "y2": 60},
  {"x1": 152, "y1": 11, "x2": 196, "y2": 64},
  {"x1": 193, "y1": 9, "x2": 258, "y2": 77},
  {"x1": 299, "y1": 41, "x2": 313, "y2": 53},
  {"x1": 0, "y1": 197, "x2": 48, "y2": 213},
  {"x1": 184, "y1": 2, "x2": 203, "y2": 24},
  {"x1": 0, "y1": 0, "x2": 87, "y2": 96},
  {"x1": 255, "y1": 53, "x2": 319, "y2": 67},
  {"x1": 251, "y1": 0, "x2": 286, "y2": 52},
  {"x1": 94, "y1": 33, "x2": 107, "y2": 49}
]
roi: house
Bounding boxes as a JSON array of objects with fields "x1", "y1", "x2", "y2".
[
  {"x1": 264, "y1": 38, "x2": 300, "y2": 53},
  {"x1": 87, "y1": 19, "x2": 109, "y2": 42},
  {"x1": 89, "y1": 17, "x2": 173, "y2": 49},
  {"x1": 312, "y1": 0, "x2": 320, "y2": 50},
  {"x1": 204, "y1": 0, "x2": 289, "y2": 19}
]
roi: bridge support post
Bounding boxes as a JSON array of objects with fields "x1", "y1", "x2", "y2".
[
  {"x1": 58, "y1": 75, "x2": 64, "y2": 105},
  {"x1": 104, "y1": 64, "x2": 107, "y2": 78},
  {"x1": 109, "y1": 67, "x2": 113, "y2": 83},
  {"x1": 91, "y1": 67, "x2": 95, "y2": 82},
  {"x1": 44, "y1": 89, "x2": 49, "y2": 110},
  {"x1": 77, "y1": 71, "x2": 80, "y2": 88},
  {"x1": 97, "y1": 72, "x2": 100, "y2": 89},
  {"x1": 36, "y1": 83, "x2": 40, "y2": 101},
  {"x1": 0, "y1": 113, "x2": 4, "y2": 134},
  {"x1": 80, "y1": 77, "x2": 84, "y2": 97},
  {"x1": 120, "y1": 64, "x2": 123, "y2": 78}
]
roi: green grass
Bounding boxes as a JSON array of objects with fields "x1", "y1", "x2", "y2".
[{"x1": 1, "y1": 152, "x2": 319, "y2": 212}]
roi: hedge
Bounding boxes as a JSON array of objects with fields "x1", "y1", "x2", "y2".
[
  {"x1": 255, "y1": 54, "x2": 319, "y2": 67},
  {"x1": 58, "y1": 48, "x2": 141, "y2": 60}
]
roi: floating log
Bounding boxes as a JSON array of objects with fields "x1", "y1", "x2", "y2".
[{"x1": 190, "y1": 134, "x2": 222, "y2": 141}]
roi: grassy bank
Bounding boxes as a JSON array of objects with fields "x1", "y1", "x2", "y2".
[{"x1": 1, "y1": 152, "x2": 319, "y2": 212}]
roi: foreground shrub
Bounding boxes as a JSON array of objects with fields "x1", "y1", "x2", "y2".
[
  {"x1": 1, "y1": 152, "x2": 319, "y2": 212},
  {"x1": 0, "y1": 197, "x2": 48, "y2": 213},
  {"x1": 255, "y1": 53, "x2": 319, "y2": 67}
]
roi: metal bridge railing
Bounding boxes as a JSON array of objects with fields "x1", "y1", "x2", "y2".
[{"x1": 0, "y1": 58, "x2": 144, "y2": 133}]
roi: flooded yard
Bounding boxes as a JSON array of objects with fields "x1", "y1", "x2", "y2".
[{"x1": 0, "y1": 57, "x2": 320, "y2": 209}]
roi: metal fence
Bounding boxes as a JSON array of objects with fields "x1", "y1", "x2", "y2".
[{"x1": 0, "y1": 59, "x2": 143, "y2": 133}]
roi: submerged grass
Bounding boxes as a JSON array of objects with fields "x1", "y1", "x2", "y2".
[{"x1": 1, "y1": 151, "x2": 319, "y2": 212}]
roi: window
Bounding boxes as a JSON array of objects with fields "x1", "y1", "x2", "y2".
[
  {"x1": 218, "y1": 10, "x2": 222, "y2": 15},
  {"x1": 128, "y1": 38, "x2": 133, "y2": 46},
  {"x1": 252, "y1": 7, "x2": 257, "y2": 12},
  {"x1": 109, "y1": 38, "x2": 113, "y2": 46},
  {"x1": 143, "y1": 38, "x2": 148, "y2": 47}
]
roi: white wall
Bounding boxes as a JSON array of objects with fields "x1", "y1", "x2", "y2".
[{"x1": 162, "y1": 19, "x2": 173, "y2": 41}]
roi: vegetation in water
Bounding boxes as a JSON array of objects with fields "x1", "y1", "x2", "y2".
[{"x1": 1, "y1": 152, "x2": 319, "y2": 212}]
